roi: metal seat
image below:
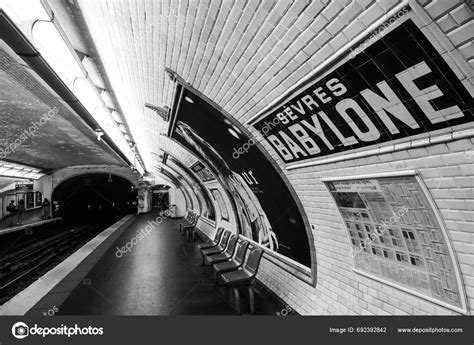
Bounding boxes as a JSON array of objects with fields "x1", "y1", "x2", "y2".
[
  {"x1": 204, "y1": 235, "x2": 238, "y2": 265},
  {"x1": 179, "y1": 211, "x2": 199, "y2": 241},
  {"x1": 200, "y1": 230, "x2": 231, "y2": 264},
  {"x1": 219, "y1": 247, "x2": 264, "y2": 314},
  {"x1": 183, "y1": 214, "x2": 199, "y2": 241},
  {"x1": 178, "y1": 211, "x2": 194, "y2": 232},
  {"x1": 212, "y1": 239, "x2": 249, "y2": 276},
  {"x1": 198, "y1": 227, "x2": 224, "y2": 250}
]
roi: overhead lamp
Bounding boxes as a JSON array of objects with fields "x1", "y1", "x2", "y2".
[
  {"x1": 95, "y1": 128, "x2": 104, "y2": 141},
  {"x1": 165, "y1": 69, "x2": 175, "y2": 81},
  {"x1": 184, "y1": 96, "x2": 194, "y2": 104},
  {"x1": 111, "y1": 110, "x2": 122, "y2": 122},
  {"x1": 0, "y1": 161, "x2": 44, "y2": 179},
  {"x1": 73, "y1": 77, "x2": 103, "y2": 116},
  {"x1": 2, "y1": 0, "x2": 51, "y2": 25},
  {"x1": 100, "y1": 90, "x2": 115, "y2": 108},
  {"x1": 3, "y1": 1, "x2": 139, "y2": 169},
  {"x1": 107, "y1": 165, "x2": 113, "y2": 183},
  {"x1": 144, "y1": 103, "x2": 170, "y2": 121},
  {"x1": 33, "y1": 21, "x2": 85, "y2": 89}
]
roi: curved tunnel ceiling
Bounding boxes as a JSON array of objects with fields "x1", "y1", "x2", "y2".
[
  {"x1": 42, "y1": 0, "x2": 339, "y2": 176},
  {"x1": 0, "y1": 40, "x2": 125, "y2": 170},
  {"x1": 0, "y1": 0, "x2": 322, "y2": 269}
]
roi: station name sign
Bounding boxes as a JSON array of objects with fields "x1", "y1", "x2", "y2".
[
  {"x1": 15, "y1": 181, "x2": 33, "y2": 190},
  {"x1": 253, "y1": 20, "x2": 473, "y2": 164}
]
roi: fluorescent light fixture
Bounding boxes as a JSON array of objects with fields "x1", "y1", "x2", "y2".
[
  {"x1": 0, "y1": 161, "x2": 44, "y2": 179},
  {"x1": 2, "y1": 0, "x2": 50, "y2": 27},
  {"x1": 2, "y1": 0, "x2": 144, "y2": 173},
  {"x1": 184, "y1": 96, "x2": 194, "y2": 103},
  {"x1": 32, "y1": 21, "x2": 85, "y2": 89},
  {"x1": 83, "y1": 56, "x2": 106, "y2": 89},
  {"x1": 100, "y1": 90, "x2": 115, "y2": 108},
  {"x1": 111, "y1": 110, "x2": 122, "y2": 122},
  {"x1": 73, "y1": 78, "x2": 103, "y2": 114},
  {"x1": 94, "y1": 128, "x2": 104, "y2": 141}
]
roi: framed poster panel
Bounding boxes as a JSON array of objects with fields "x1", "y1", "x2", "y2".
[
  {"x1": 35, "y1": 191, "x2": 42, "y2": 206},
  {"x1": 171, "y1": 93, "x2": 312, "y2": 267},
  {"x1": 190, "y1": 161, "x2": 215, "y2": 182},
  {"x1": 322, "y1": 171, "x2": 467, "y2": 313},
  {"x1": 210, "y1": 188, "x2": 229, "y2": 221},
  {"x1": 26, "y1": 191, "x2": 34, "y2": 209}
]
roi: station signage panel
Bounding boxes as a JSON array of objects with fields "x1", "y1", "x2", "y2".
[
  {"x1": 253, "y1": 19, "x2": 473, "y2": 164},
  {"x1": 325, "y1": 175, "x2": 464, "y2": 309},
  {"x1": 15, "y1": 181, "x2": 33, "y2": 190}
]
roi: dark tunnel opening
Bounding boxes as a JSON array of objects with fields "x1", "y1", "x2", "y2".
[{"x1": 52, "y1": 174, "x2": 137, "y2": 226}]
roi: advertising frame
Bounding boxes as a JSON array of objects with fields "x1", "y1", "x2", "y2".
[{"x1": 321, "y1": 170, "x2": 468, "y2": 314}]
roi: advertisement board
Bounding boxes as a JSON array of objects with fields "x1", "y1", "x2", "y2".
[
  {"x1": 325, "y1": 174, "x2": 463, "y2": 309},
  {"x1": 210, "y1": 188, "x2": 229, "y2": 221},
  {"x1": 171, "y1": 93, "x2": 311, "y2": 267}
]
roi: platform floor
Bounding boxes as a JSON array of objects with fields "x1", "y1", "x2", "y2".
[
  {"x1": 0, "y1": 207, "x2": 42, "y2": 227},
  {"x1": 56, "y1": 211, "x2": 286, "y2": 315},
  {"x1": 0, "y1": 208, "x2": 61, "y2": 235}
]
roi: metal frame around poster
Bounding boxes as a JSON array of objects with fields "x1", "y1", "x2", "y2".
[
  {"x1": 165, "y1": 76, "x2": 317, "y2": 286},
  {"x1": 210, "y1": 188, "x2": 229, "y2": 221},
  {"x1": 321, "y1": 170, "x2": 468, "y2": 314}
]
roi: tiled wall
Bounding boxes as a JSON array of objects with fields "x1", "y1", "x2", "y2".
[
  {"x1": 247, "y1": 0, "x2": 473, "y2": 315},
  {"x1": 256, "y1": 135, "x2": 473, "y2": 315},
  {"x1": 110, "y1": 0, "x2": 472, "y2": 315}
]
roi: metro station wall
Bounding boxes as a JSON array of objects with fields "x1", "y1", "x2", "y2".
[
  {"x1": 246, "y1": 1, "x2": 473, "y2": 315},
  {"x1": 255, "y1": 136, "x2": 473, "y2": 315},
  {"x1": 168, "y1": 188, "x2": 186, "y2": 217}
]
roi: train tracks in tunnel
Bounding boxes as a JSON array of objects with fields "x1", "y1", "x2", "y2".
[{"x1": 0, "y1": 222, "x2": 114, "y2": 305}]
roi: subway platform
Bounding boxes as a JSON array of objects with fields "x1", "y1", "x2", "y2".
[
  {"x1": 18, "y1": 211, "x2": 288, "y2": 315},
  {"x1": 0, "y1": 208, "x2": 61, "y2": 235}
]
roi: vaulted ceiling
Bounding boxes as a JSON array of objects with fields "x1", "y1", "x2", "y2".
[
  {"x1": 2, "y1": 0, "x2": 406, "y2": 180},
  {"x1": 50, "y1": 0, "x2": 379, "y2": 173}
]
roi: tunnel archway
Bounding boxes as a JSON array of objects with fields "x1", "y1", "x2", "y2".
[{"x1": 52, "y1": 173, "x2": 137, "y2": 225}]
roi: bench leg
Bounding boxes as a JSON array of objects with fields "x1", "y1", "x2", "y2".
[
  {"x1": 233, "y1": 287, "x2": 241, "y2": 315},
  {"x1": 248, "y1": 286, "x2": 255, "y2": 314}
]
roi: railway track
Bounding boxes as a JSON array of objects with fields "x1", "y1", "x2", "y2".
[{"x1": 0, "y1": 224, "x2": 102, "y2": 295}]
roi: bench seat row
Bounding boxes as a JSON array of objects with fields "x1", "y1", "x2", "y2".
[{"x1": 198, "y1": 227, "x2": 264, "y2": 314}]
